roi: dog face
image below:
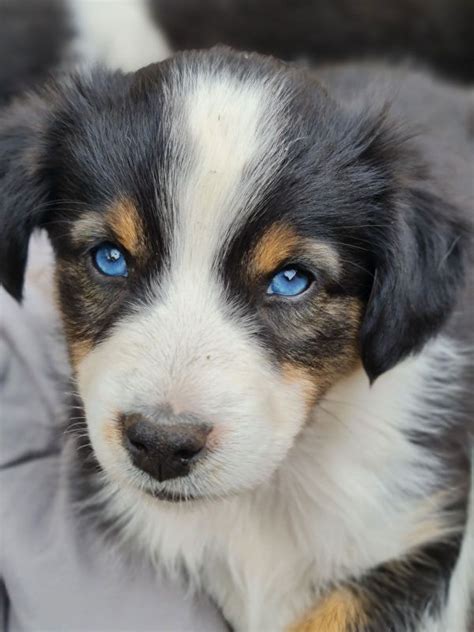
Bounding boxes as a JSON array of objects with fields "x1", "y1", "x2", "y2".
[{"x1": 0, "y1": 49, "x2": 467, "y2": 501}]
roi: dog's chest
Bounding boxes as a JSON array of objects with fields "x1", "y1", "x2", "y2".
[
  {"x1": 154, "y1": 498, "x2": 318, "y2": 631},
  {"x1": 203, "y1": 548, "x2": 315, "y2": 631}
]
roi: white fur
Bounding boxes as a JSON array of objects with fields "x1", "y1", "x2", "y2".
[
  {"x1": 78, "y1": 333, "x2": 469, "y2": 631},
  {"x1": 426, "y1": 459, "x2": 474, "y2": 632},
  {"x1": 152, "y1": 62, "x2": 294, "y2": 267},
  {"x1": 78, "y1": 273, "x2": 308, "y2": 502},
  {"x1": 419, "y1": 501, "x2": 473, "y2": 632},
  {"x1": 68, "y1": 0, "x2": 171, "y2": 71},
  {"x1": 174, "y1": 71, "x2": 291, "y2": 261}
]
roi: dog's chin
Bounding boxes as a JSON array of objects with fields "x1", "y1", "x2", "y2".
[
  {"x1": 131, "y1": 471, "x2": 224, "y2": 504},
  {"x1": 138, "y1": 475, "x2": 256, "y2": 505},
  {"x1": 141, "y1": 481, "x2": 243, "y2": 505},
  {"x1": 146, "y1": 486, "x2": 203, "y2": 503}
]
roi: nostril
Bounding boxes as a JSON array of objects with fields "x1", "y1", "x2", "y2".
[
  {"x1": 124, "y1": 420, "x2": 152, "y2": 455},
  {"x1": 175, "y1": 446, "x2": 202, "y2": 462},
  {"x1": 128, "y1": 437, "x2": 148, "y2": 454}
]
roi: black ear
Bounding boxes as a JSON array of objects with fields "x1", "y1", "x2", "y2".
[
  {"x1": 0, "y1": 94, "x2": 52, "y2": 301},
  {"x1": 360, "y1": 184, "x2": 469, "y2": 382}
]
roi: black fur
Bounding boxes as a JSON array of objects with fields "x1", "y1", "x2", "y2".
[
  {"x1": 0, "y1": 94, "x2": 53, "y2": 299},
  {"x1": 150, "y1": 0, "x2": 474, "y2": 82},
  {"x1": 0, "y1": 0, "x2": 72, "y2": 106},
  {"x1": 360, "y1": 186, "x2": 469, "y2": 380}
]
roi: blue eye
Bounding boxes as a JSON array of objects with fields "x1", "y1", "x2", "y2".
[
  {"x1": 266, "y1": 267, "x2": 312, "y2": 297},
  {"x1": 93, "y1": 243, "x2": 128, "y2": 277}
]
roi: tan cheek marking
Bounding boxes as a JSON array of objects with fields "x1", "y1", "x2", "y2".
[
  {"x1": 107, "y1": 198, "x2": 145, "y2": 256},
  {"x1": 325, "y1": 296, "x2": 363, "y2": 324},
  {"x1": 53, "y1": 266, "x2": 93, "y2": 371},
  {"x1": 281, "y1": 296, "x2": 363, "y2": 407},
  {"x1": 103, "y1": 417, "x2": 123, "y2": 448},
  {"x1": 282, "y1": 363, "x2": 320, "y2": 410},
  {"x1": 287, "y1": 589, "x2": 366, "y2": 632},
  {"x1": 70, "y1": 339, "x2": 94, "y2": 369},
  {"x1": 316, "y1": 296, "x2": 364, "y2": 384}
]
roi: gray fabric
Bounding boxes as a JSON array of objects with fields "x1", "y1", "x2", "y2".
[{"x1": 0, "y1": 237, "x2": 226, "y2": 632}]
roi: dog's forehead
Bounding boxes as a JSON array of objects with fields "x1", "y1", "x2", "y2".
[
  {"x1": 63, "y1": 51, "x2": 338, "y2": 272},
  {"x1": 157, "y1": 57, "x2": 296, "y2": 267}
]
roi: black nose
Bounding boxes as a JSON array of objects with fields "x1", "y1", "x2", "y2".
[{"x1": 124, "y1": 415, "x2": 211, "y2": 482}]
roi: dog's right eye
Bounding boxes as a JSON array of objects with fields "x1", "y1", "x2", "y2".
[{"x1": 92, "y1": 243, "x2": 128, "y2": 277}]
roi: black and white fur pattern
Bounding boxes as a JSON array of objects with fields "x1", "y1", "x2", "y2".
[{"x1": 0, "y1": 33, "x2": 473, "y2": 632}]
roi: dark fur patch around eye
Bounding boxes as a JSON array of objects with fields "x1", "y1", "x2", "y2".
[
  {"x1": 222, "y1": 218, "x2": 365, "y2": 399},
  {"x1": 263, "y1": 291, "x2": 364, "y2": 397},
  {"x1": 50, "y1": 193, "x2": 164, "y2": 369},
  {"x1": 54, "y1": 255, "x2": 130, "y2": 368}
]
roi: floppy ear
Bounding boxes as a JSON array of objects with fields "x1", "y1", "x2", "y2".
[
  {"x1": 0, "y1": 94, "x2": 52, "y2": 301},
  {"x1": 360, "y1": 184, "x2": 469, "y2": 382}
]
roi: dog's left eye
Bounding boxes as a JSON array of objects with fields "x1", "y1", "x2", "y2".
[
  {"x1": 92, "y1": 243, "x2": 128, "y2": 277},
  {"x1": 266, "y1": 267, "x2": 312, "y2": 297}
]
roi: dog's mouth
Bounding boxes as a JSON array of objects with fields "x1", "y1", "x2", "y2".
[
  {"x1": 146, "y1": 486, "x2": 201, "y2": 503},
  {"x1": 133, "y1": 467, "x2": 208, "y2": 503},
  {"x1": 136, "y1": 470, "x2": 238, "y2": 505}
]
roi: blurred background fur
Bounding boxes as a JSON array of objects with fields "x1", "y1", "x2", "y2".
[{"x1": 1, "y1": 0, "x2": 474, "y2": 109}]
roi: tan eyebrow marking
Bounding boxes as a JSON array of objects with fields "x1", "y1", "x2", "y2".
[
  {"x1": 250, "y1": 223, "x2": 301, "y2": 276},
  {"x1": 250, "y1": 223, "x2": 341, "y2": 278},
  {"x1": 70, "y1": 198, "x2": 146, "y2": 257},
  {"x1": 106, "y1": 198, "x2": 145, "y2": 256}
]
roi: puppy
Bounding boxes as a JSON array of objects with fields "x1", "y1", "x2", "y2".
[{"x1": 0, "y1": 48, "x2": 473, "y2": 631}]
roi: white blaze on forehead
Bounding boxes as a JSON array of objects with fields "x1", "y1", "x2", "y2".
[{"x1": 173, "y1": 70, "x2": 290, "y2": 271}]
